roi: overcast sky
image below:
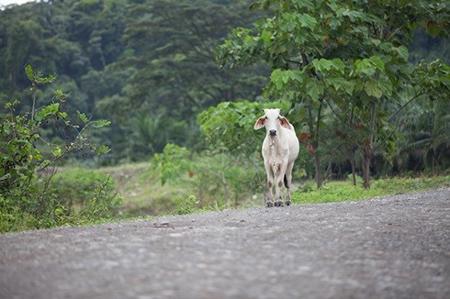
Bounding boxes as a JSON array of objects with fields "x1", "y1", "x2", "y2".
[{"x1": 0, "y1": 0, "x2": 35, "y2": 6}]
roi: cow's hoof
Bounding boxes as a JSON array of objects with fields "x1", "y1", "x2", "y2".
[
  {"x1": 285, "y1": 200, "x2": 291, "y2": 206},
  {"x1": 266, "y1": 202, "x2": 274, "y2": 208},
  {"x1": 275, "y1": 201, "x2": 283, "y2": 207}
]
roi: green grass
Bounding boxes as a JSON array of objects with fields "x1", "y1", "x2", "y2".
[
  {"x1": 100, "y1": 162, "x2": 195, "y2": 216},
  {"x1": 97, "y1": 163, "x2": 450, "y2": 211},
  {"x1": 4, "y1": 160, "x2": 448, "y2": 234},
  {"x1": 101, "y1": 162, "x2": 449, "y2": 211},
  {"x1": 292, "y1": 175, "x2": 450, "y2": 204}
]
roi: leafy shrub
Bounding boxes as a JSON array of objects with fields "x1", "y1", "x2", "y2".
[
  {"x1": 189, "y1": 153, "x2": 264, "y2": 208},
  {"x1": 153, "y1": 143, "x2": 191, "y2": 185},
  {"x1": 0, "y1": 66, "x2": 111, "y2": 233},
  {"x1": 0, "y1": 102, "x2": 42, "y2": 196},
  {"x1": 197, "y1": 100, "x2": 291, "y2": 155},
  {"x1": 50, "y1": 168, "x2": 122, "y2": 219},
  {"x1": 172, "y1": 195, "x2": 199, "y2": 215},
  {"x1": 0, "y1": 168, "x2": 122, "y2": 233},
  {"x1": 0, "y1": 192, "x2": 40, "y2": 233},
  {"x1": 152, "y1": 144, "x2": 265, "y2": 211}
]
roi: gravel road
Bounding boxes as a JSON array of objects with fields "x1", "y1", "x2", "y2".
[{"x1": 1, "y1": 188, "x2": 449, "y2": 299}]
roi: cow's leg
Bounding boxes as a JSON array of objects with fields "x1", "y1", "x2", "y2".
[
  {"x1": 274, "y1": 159, "x2": 288, "y2": 207},
  {"x1": 264, "y1": 160, "x2": 274, "y2": 207},
  {"x1": 285, "y1": 161, "x2": 294, "y2": 206}
]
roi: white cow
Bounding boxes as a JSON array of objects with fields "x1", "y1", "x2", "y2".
[{"x1": 254, "y1": 108, "x2": 299, "y2": 207}]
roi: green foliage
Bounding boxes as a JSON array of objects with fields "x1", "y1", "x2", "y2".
[
  {"x1": 0, "y1": 0, "x2": 448, "y2": 171},
  {"x1": 187, "y1": 153, "x2": 265, "y2": 209},
  {"x1": 171, "y1": 195, "x2": 198, "y2": 215},
  {"x1": 124, "y1": 113, "x2": 199, "y2": 161},
  {"x1": 217, "y1": 0, "x2": 450, "y2": 188},
  {"x1": 395, "y1": 95, "x2": 450, "y2": 174},
  {"x1": 1, "y1": 0, "x2": 271, "y2": 163},
  {"x1": 198, "y1": 100, "x2": 291, "y2": 154},
  {"x1": 105, "y1": 161, "x2": 450, "y2": 219},
  {"x1": 1, "y1": 101, "x2": 41, "y2": 194},
  {"x1": 152, "y1": 144, "x2": 265, "y2": 210},
  {"x1": 0, "y1": 0, "x2": 449, "y2": 230},
  {"x1": 0, "y1": 66, "x2": 112, "y2": 233},
  {"x1": 0, "y1": 168, "x2": 122, "y2": 233},
  {"x1": 153, "y1": 144, "x2": 191, "y2": 185},
  {"x1": 51, "y1": 168, "x2": 121, "y2": 219},
  {"x1": 1, "y1": 66, "x2": 66, "y2": 197}
]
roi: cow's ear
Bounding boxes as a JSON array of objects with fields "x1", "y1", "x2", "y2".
[
  {"x1": 254, "y1": 116, "x2": 266, "y2": 130},
  {"x1": 279, "y1": 116, "x2": 291, "y2": 129}
]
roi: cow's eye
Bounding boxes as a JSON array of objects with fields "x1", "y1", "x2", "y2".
[{"x1": 264, "y1": 116, "x2": 268, "y2": 120}]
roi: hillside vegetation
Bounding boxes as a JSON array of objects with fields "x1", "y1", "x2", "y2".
[{"x1": 0, "y1": 0, "x2": 449, "y2": 232}]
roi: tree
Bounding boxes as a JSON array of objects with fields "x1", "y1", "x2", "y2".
[
  {"x1": 0, "y1": 0, "x2": 269, "y2": 163},
  {"x1": 217, "y1": 0, "x2": 450, "y2": 188},
  {"x1": 0, "y1": 0, "x2": 448, "y2": 170},
  {"x1": 122, "y1": 0, "x2": 268, "y2": 117}
]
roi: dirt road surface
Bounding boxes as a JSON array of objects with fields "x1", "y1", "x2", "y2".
[{"x1": 1, "y1": 188, "x2": 449, "y2": 299}]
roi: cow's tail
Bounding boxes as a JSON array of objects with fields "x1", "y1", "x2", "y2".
[{"x1": 284, "y1": 174, "x2": 288, "y2": 188}]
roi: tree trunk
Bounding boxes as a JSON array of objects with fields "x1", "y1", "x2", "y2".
[
  {"x1": 362, "y1": 143, "x2": 371, "y2": 189},
  {"x1": 314, "y1": 153, "x2": 322, "y2": 188},
  {"x1": 431, "y1": 150, "x2": 437, "y2": 176},
  {"x1": 307, "y1": 100, "x2": 323, "y2": 189},
  {"x1": 349, "y1": 107, "x2": 357, "y2": 186},
  {"x1": 362, "y1": 102, "x2": 376, "y2": 189},
  {"x1": 350, "y1": 155, "x2": 356, "y2": 186}
]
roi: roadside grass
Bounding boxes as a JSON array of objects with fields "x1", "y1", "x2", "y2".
[
  {"x1": 99, "y1": 162, "x2": 192, "y2": 216},
  {"x1": 100, "y1": 153, "x2": 266, "y2": 217},
  {"x1": 292, "y1": 175, "x2": 450, "y2": 204},
  {"x1": 3, "y1": 161, "x2": 449, "y2": 233},
  {"x1": 101, "y1": 162, "x2": 450, "y2": 213}
]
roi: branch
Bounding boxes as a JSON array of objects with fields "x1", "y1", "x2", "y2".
[
  {"x1": 301, "y1": 53, "x2": 321, "y2": 80},
  {"x1": 285, "y1": 58, "x2": 303, "y2": 65},
  {"x1": 325, "y1": 99, "x2": 364, "y2": 131},
  {"x1": 388, "y1": 92, "x2": 424, "y2": 122},
  {"x1": 31, "y1": 84, "x2": 37, "y2": 122},
  {"x1": 386, "y1": 16, "x2": 417, "y2": 41},
  {"x1": 325, "y1": 99, "x2": 345, "y2": 125}
]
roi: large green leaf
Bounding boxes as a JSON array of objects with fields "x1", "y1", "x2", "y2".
[
  {"x1": 25, "y1": 64, "x2": 34, "y2": 82},
  {"x1": 35, "y1": 103, "x2": 60, "y2": 122},
  {"x1": 297, "y1": 13, "x2": 317, "y2": 29},
  {"x1": 305, "y1": 79, "x2": 324, "y2": 101},
  {"x1": 90, "y1": 119, "x2": 111, "y2": 128},
  {"x1": 364, "y1": 81, "x2": 382, "y2": 99}
]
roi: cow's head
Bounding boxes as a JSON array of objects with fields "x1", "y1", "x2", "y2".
[{"x1": 254, "y1": 108, "x2": 291, "y2": 137}]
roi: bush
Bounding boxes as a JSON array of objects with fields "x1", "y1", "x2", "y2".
[
  {"x1": 153, "y1": 143, "x2": 191, "y2": 185},
  {"x1": 0, "y1": 193, "x2": 40, "y2": 233},
  {"x1": 0, "y1": 66, "x2": 112, "y2": 233},
  {"x1": 197, "y1": 100, "x2": 291, "y2": 155},
  {"x1": 0, "y1": 168, "x2": 122, "y2": 233},
  {"x1": 152, "y1": 144, "x2": 265, "y2": 211},
  {"x1": 50, "y1": 168, "x2": 122, "y2": 219},
  {"x1": 190, "y1": 153, "x2": 264, "y2": 208}
]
